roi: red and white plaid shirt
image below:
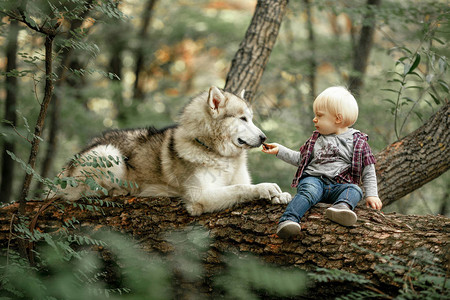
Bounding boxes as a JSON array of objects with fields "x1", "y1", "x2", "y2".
[{"x1": 291, "y1": 130, "x2": 376, "y2": 187}]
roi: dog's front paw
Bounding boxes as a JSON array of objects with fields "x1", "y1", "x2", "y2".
[
  {"x1": 185, "y1": 202, "x2": 204, "y2": 216},
  {"x1": 254, "y1": 183, "x2": 282, "y2": 200},
  {"x1": 271, "y1": 192, "x2": 292, "y2": 204}
]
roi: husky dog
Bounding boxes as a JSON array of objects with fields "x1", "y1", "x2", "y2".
[{"x1": 56, "y1": 86, "x2": 291, "y2": 215}]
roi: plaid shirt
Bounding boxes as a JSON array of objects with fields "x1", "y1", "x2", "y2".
[{"x1": 291, "y1": 130, "x2": 376, "y2": 187}]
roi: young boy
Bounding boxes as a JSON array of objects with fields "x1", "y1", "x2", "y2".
[{"x1": 262, "y1": 86, "x2": 382, "y2": 239}]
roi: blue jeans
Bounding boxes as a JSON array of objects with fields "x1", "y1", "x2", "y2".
[{"x1": 279, "y1": 176, "x2": 363, "y2": 223}]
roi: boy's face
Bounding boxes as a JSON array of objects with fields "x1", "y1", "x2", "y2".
[{"x1": 313, "y1": 110, "x2": 341, "y2": 135}]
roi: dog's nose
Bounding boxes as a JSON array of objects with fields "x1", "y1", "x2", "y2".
[{"x1": 260, "y1": 135, "x2": 267, "y2": 143}]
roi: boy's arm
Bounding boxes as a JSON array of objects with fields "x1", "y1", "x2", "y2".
[
  {"x1": 275, "y1": 144, "x2": 302, "y2": 167},
  {"x1": 362, "y1": 164, "x2": 382, "y2": 210},
  {"x1": 262, "y1": 143, "x2": 302, "y2": 166}
]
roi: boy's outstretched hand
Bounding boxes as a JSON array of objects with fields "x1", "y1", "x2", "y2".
[
  {"x1": 261, "y1": 143, "x2": 279, "y2": 155},
  {"x1": 366, "y1": 196, "x2": 383, "y2": 210}
]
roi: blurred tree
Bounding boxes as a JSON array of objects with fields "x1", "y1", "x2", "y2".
[
  {"x1": 133, "y1": 0, "x2": 159, "y2": 101},
  {"x1": 348, "y1": 0, "x2": 381, "y2": 95},
  {"x1": 0, "y1": 20, "x2": 19, "y2": 204},
  {"x1": 303, "y1": 0, "x2": 317, "y2": 99}
]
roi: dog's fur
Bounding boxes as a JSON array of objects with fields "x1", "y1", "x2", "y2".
[{"x1": 56, "y1": 87, "x2": 291, "y2": 215}]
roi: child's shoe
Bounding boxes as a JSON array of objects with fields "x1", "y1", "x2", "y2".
[
  {"x1": 325, "y1": 203, "x2": 357, "y2": 226},
  {"x1": 276, "y1": 220, "x2": 301, "y2": 239}
]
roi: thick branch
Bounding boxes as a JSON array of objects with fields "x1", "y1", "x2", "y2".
[{"x1": 376, "y1": 102, "x2": 450, "y2": 206}]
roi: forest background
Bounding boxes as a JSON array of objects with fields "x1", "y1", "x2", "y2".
[{"x1": 0, "y1": 0, "x2": 448, "y2": 217}]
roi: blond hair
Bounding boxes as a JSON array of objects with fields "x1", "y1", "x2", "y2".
[{"x1": 313, "y1": 86, "x2": 359, "y2": 127}]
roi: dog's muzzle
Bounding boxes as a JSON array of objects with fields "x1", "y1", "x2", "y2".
[{"x1": 238, "y1": 135, "x2": 266, "y2": 148}]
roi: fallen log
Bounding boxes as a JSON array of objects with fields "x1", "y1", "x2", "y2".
[{"x1": 1, "y1": 196, "x2": 448, "y2": 292}]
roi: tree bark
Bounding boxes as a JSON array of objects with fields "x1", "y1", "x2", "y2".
[
  {"x1": 348, "y1": 0, "x2": 381, "y2": 95},
  {"x1": 1, "y1": 20, "x2": 20, "y2": 204},
  {"x1": 224, "y1": 0, "x2": 289, "y2": 102},
  {"x1": 1, "y1": 197, "x2": 448, "y2": 293},
  {"x1": 375, "y1": 101, "x2": 450, "y2": 206}
]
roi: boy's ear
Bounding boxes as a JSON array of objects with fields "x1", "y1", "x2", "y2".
[{"x1": 335, "y1": 114, "x2": 343, "y2": 124}]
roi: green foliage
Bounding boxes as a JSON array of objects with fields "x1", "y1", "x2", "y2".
[
  {"x1": 308, "y1": 245, "x2": 450, "y2": 299},
  {"x1": 1, "y1": 229, "x2": 171, "y2": 299},
  {"x1": 216, "y1": 254, "x2": 307, "y2": 299},
  {"x1": 383, "y1": 12, "x2": 448, "y2": 139},
  {"x1": 311, "y1": 267, "x2": 372, "y2": 285},
  {"x1": 1, "y1": 224, "x2": 309, "y2": 299},
  {"x1": 6, "y1": 150, "x2": 55, "y2": 195},
  {"x1": 373, "y1": 246, "x2": 449, "y2": 299}
]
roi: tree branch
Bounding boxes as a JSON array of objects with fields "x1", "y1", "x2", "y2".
[{"x1": 376, "y1": 101, "x2": 450, "y2": 206}]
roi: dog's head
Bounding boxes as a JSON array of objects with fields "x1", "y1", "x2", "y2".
[{"x1": 207, "y1": 86, "x2": 266, "y2": 151}]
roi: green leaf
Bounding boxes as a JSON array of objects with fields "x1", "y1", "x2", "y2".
[
  {"x1": 388, "y1": 46, "x2": 412, "y2": 55},
  {"x1": 387, "y1": 79, "x2": 404, "y2": 84},
  {"x1": 402, "y1": 96, "x2": 415, "y2": 103},
  {"x1": 407, "y1": 54, "x2": 421, "y2": 74},
  {"x1": 432, "y1": 37, "x2": 445, "y2": 45},
  {"x1": 438, "y1": 80, "x2": 449, "y2": 93},
  {"x1": 428, "y1": 92, "x2": 441, "y2": 105},
  {"x1": 60, "y1": 180, "x2": 67, "y2": 189},
  {"x1": 381, "y1": 88, "x2": 400, "y2": 93},
  {"x1": 414, "y1": 111, "x2": 423, "y2": 121},
  {"x1": 408, "y1": 71, "x2": 422, "y2": 80},
  {"x1": 382, "y1": 99, "x2": 396, "y2": 106},
  {"x1": 405, "y1": 85, "x2": 423, "y2": 90}
]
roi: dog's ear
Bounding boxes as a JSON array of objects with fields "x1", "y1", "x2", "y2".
[
  {"x1": 208, "y1": 86, "x2": 226, "y2": 117},
  {"x1": 239, "y1": 89, "x2": 246, "y2": 99}
]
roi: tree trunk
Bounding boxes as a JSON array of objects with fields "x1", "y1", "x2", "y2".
[
  {"x1": 303, "y1": 0, "x2": 317, "y2": 99},
  {"x1": 0, "y1": 197, "x2": 448, "y2": 293},
  {"x1": 133, "y1": 0, "x2": 158, "y2": 101},
  {"x1": 348, "y1": 0, "x2": 381, "y2": 95},
  {"x1": 224, "y1": 0, "x2": 289, "y2": 102},
  {"x1": 1, "y1": 20, "x2": 19, "y2": 204},
  {"x1": 375, "y1": 101, "x2": 450, "y2": 206}
]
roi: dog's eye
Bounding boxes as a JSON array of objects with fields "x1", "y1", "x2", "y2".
[{"x1": 240, "y1": 117, "x2": 248, "y2": 122}]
